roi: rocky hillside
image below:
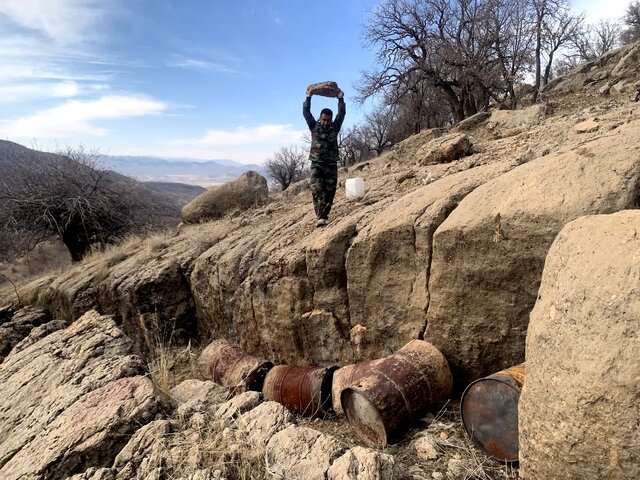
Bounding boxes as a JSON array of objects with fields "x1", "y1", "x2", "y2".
[
  {"x1": 12, "y1": 43, "x2": 639, "y2": 379},
  {"x1": 1, "y1": 43, "x2": 640, "y2": 480}
]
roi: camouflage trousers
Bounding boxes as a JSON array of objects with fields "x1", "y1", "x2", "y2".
[{"x1": 310, "y1": 161, "x2": 337, "y2": 220}]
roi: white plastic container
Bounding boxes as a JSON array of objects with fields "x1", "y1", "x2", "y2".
[{"x1": 345, "y1": 177, "x2": 366, "y2": 200}]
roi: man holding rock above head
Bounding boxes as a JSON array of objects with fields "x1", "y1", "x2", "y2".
[{"x1": 303, "y1": 81, "x2": 346, "y2": 228}]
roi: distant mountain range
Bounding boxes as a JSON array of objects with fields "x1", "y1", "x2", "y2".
[
  {"x1": 101, "y1": 155, "x2": 268, "y2": 187},
  {"x1": 0, "y1": 140, "x2": 205, "y2": 212}
]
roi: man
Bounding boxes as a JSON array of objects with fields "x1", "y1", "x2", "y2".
[{"x1": 303, "y1": 87, "x2": 346, "y2": 227}]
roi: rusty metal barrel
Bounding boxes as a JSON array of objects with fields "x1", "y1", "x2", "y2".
[
  {"x1": 199, "y1": 341, "x2": 273, "y2": 392},
  {"x1": 460, "y1": 363, "x2": 525, "y2": 462},
  {"x1": 331, "y1": 359, "x2": 384, "y2": 415},
  {"x1": 263, "y1": 365, "x2": 338, "y2": 417},
  {"x1": 340, "y1": 340, "x2": 452, "y2": 447}
]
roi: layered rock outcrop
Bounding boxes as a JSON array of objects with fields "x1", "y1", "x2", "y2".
[{"x1": 0, "y1": 310, "x2": 169, "y2": 480}]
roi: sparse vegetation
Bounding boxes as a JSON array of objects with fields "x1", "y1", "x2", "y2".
[
  {"x1": 264, "y1": 145, "x2": 309, "y2": 191},
  {"x1": 0, "y1": 143, "x2": 180, "y2": 264}
]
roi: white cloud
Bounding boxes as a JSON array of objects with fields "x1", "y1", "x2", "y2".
[
  {"x1": 0, "y1": 95, "x2": 166, "y2": 138},
  {"x1": 167, "y1": 56, "x2": 236, "y2": 73},
  {"x1": 573, "y1": 0, "x2": 629, "y2": 22},
  {"x1": 175, "y1": 124, "x2": 306, "y2": 147},
  {"x1": 0, "y1": 0, "x2": 109, "y2": 45},
  {"x1": 0, "y1": 80, "x2": 81, "y2": 103}
]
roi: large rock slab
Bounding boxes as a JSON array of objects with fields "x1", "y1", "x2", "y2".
[
  {"x1": 425, "y1": 120, "x2": 640, "y2": 384},
  {"x1": 0, "y1": 310, "x2": 168, "y2": 480},
  {"x1": 519, "y1": 211, "x2": 640, "y2": 479},
  {"x1": 191, "y1": 209, "x2": 371, "y2": 365},
  {"x1": 182, "y1": 171, "x2": 268, "y2": 223},
  {"x1": 346, "y1": 161, "x2": 515, "y2": 358}
]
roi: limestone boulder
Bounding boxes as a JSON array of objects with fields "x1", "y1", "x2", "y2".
[
  {"x1": 0, "y1": 310, "x2": 169, "y2": 480},
  {"x1": 307, "y1": 81, "x2": 342, "y2": 97},
  {"x1": 519, "y1": 211, "x2": 640, "y2": 479},
  {"x1": 239, "y1": 401, "x2": 296, "y2": 447},
  {"x1": 33, "y1": 224, "x2": 232, "y2": 355},
  {"x1": 327, "y1": 446, "x2": 396, "y2": 480},
  {"x1": 9, "y1": 318, "x2": 67, "y2": 356},
  {"x1": 425, "y1": 120, "x2": 640, "y2": 384},
  {"x1": 111, "y1": 419, "x2": 175, "y2": 480},
  {"x1": 545, "y1": 43, "x2": 640, "y2": 94},
  {"x1": 170, "y1": 379, "x2": 230, "y2": 418},
  {"x1": 415, "y1": 133, "x2": 472, "y2": 166},
  {"x1": 266, "y1": 425, "x2": 347, "y2": 480},
  {"x1": 215, "y1": 391, "x2": 262, "y2": 425},
  {"x1": 190, "y1": 209, "x2": 373, "y2": 365},
  {"x1": 182, "y1": 171, "x2": 268, "y2": 223}
]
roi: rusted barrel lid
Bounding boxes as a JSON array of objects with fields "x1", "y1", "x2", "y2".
[
  {"x1": 341, "y1": 383, "x2": 388, "y2": 447},
  {"x1": 460, "y1": 364, "x2": 525, "y2": 462}
]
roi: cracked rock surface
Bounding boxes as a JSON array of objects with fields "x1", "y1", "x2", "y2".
[{"x1": 0, "y1": 310, "x2": 169, "y2": 480}]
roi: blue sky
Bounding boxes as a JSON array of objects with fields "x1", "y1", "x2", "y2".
[{"x1": 0, "y1": 0, "x2": 630, "y2": 164}]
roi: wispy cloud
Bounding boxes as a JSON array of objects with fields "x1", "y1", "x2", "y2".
[
  {"x1": 167, "y1": 56, "x2": 237, "y2": 73},
  {"x1": 174, "y1": 124, "x2": 306, "y2": 147},
  {"x1": 0, "y1": 80, "x2": 82, "y2": 103},
  {"x1": 0, "y1": 95, "x2": 166, "y2": 138},
  {"x1": 0, "y1": 0, "x2": 110, "y2": 45}
]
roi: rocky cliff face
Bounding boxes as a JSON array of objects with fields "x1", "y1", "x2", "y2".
[{"x1": 11, "y1": 43, "x2": 640, "y2": 385}]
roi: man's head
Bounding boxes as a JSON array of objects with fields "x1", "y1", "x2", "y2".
[{"x1": 319, "y1": 108, "x2": 333, "y2": 128}]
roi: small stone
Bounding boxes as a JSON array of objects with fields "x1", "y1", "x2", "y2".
[
  {"x1": 574, "y1": 118, "x2": 599, "y2": 133},
  {"x1": 432, "y1": 473, "x2": 444, "y2": 480},
  {"x1": 414, "y1": 434, "x2": 439, "y2": 461}
]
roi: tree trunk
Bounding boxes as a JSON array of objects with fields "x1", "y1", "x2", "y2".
[
  {"x1": 533, "y1": 14, "x2": 543, "y2": 103},
  {"x1": 543, "y1": 50, "x2": 555, "y2": 86},
  {"x1": 61, "y1": 226, "x2": 91, "y2": 262}
]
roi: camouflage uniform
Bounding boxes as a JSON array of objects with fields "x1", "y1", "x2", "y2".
[{"x1": 303, "y1": 96, "x2": 346, "y2": 220}]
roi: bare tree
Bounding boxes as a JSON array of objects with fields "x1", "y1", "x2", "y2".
[
  {"x1": 338, "y1": 126, "x2": 372, "y2": 167},
  {"x1": 360, "y1": 105, "x2": 403, "y2": 156},
  {"x1": 621, "y1": 1, "x2": 640, "y2": 43},
  {"x1": 485, "y1": 0, "x2": 536, "y2": 108},
  {"x1": 0, "y1": 145, "x2": 166, "y2": 262},
  {"x1": 360, "y1": 0, "x2": 539, "y2": 120},
  {"x1": 541, "y1": 5, "x2": 585, "y2": 86},
  {"x1": 562, "y1": 18, "x2": 622, "y2": 68},
  {"x1": 264, "y1": 145, "x2": 309, "y2": 191}
]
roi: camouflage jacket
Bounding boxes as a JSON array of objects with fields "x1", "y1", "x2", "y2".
[{"x1": 303, "y1": 96, "x2": 346, "y2": 165}]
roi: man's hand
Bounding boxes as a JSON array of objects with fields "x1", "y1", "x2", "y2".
[
  {"x1": 337, "y1": 89, "x2": 344, "y2": 99},
  {"x1": 306, "y1": 87, "x2": 312, "y2": 97}
]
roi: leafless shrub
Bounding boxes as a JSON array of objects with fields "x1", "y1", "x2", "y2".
[{"x1": 265, "y1": 145, "x2": 309, "y2": 191}]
